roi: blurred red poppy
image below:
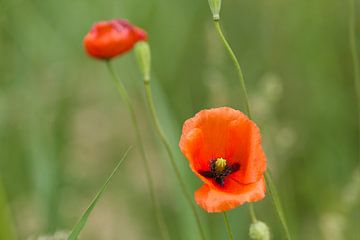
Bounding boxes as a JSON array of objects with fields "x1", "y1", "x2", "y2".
[
  {"x1": 84, "y1": 19, "x2": 147, "y2": 59},
  {"x1": 179, "y1": 107, "x2": 267, "y2": 212}
]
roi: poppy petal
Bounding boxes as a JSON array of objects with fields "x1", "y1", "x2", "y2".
[
  {"x1": 227, "y1": 118, "x2": 267, "y2": 184},
  {"x1": 179, "y1": 127, "x2": 211, "y2": 171},
  {"x1": 182, "y1": 108, "x2": 240, "y2": 161},
  {"x1": 194, "y1": 176, "x2": 266, "y2": 212}
]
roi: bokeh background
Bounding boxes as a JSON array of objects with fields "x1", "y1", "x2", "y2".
[{"x1": 1, "y1": 0, "x2": 359, "y2": 239}]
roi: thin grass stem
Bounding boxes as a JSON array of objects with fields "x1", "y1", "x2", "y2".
[
  {"x1": 143, "y1": 80, "x2": 207, "y2": 240},
  {"x1": 106, "y1": 61, "x2": 170, "y2": 240},
  {"x1": 223, "y1": 212, "x2": 234, "y2": 240},
  {"x1": 213, "y1": 19, "x2": 292, "y2": 239}
]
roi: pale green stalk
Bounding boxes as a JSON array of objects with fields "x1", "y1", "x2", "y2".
[
  {"x1": 213, "y1": 21, "x2": 251, "y2": 117},
  {"x1": 249, "y1": 203, "x2": 257, "y2": 223},
  {"x1": 213, "y1": 19, "x2": 292, "y2": 239},
  {"x1": 106, "y1": 61, "x2": 170, "y2": 240},
  {"x1": 223, "y1": 212, "x2": 234, "y2": 240},
  {"x1": 143, "y1": 80, "x2": 207, "y2": 240}
]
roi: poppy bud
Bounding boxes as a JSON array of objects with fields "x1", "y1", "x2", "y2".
[
  {"x1": 135, "y1": 41, "x2": 151, "y2": 82},
  {"x1": 208, "y1": 0, "x2": 222, "y2": 20},
  {"x1": 249, "y1": 221, "x2": 270, "y2": 240},
  {"x1": 83, "y1": 19, "x2": 147, "y2": 60}
]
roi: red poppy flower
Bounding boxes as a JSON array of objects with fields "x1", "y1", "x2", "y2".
[
  {"x1": 84, "y1": 19, "x2": 147, "y2": 59},
  {"x1": 179, "y1": 107, "x2": 267, "y2": 212}
]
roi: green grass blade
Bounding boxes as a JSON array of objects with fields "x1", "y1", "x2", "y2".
[{"x1": 67, "y1": 146, "x2": 132, "y2": 240}]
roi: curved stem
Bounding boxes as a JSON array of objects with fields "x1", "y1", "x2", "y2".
[
  {"x1": 213, "y1": 20, "x2": 251, "y2": 118},
  {"x1": 223, "y1": 212, "x2": 234, "y2": 240},
  {"x1": 143, "y1": 80, "x2": 207, "y2": 240},
  {"x1": 349, "y1": 0, "x2": 360, "y2": 160},
  {"x1": 106, "y1": 61, "x2": 170, "y2": 240},
  {"x1": 213, "y1": 20, "x2": 292, "y2": 239}
]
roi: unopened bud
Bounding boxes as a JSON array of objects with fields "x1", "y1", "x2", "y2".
[
  {"x1": 208, "y1": 0, "x2": 222, "y2": 20},
  {"x1": 249, "y1": 221, "x2": 270, "y2": 240},
  {"x1": 135, "y1": 41, "x2": 151, "y2": 82}
]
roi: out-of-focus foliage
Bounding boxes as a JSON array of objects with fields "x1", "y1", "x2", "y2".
[{"x1": 0, "y1": 0, "x2": 359, "y2": 239}]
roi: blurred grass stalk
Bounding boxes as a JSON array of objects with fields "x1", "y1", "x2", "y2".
[
  {"x1": 26, "y1": 80, "x2": 72, "y2": 233},
  {"x1": 0, "y1": 176, "x2": 17, "y2": 240}
]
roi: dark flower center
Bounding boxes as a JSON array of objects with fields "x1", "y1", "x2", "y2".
[{"x1": 199, "y1": 158, "x2": 240, "y2": 187}]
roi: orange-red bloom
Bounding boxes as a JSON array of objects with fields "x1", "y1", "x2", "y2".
[
  {"x1": 179, "y1": 107, "x2": 267, "y2": 212},
  {"x1": 84, "y1": 19, "x2": 147, "y2": 59}
]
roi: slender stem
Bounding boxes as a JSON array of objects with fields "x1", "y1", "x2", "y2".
[
  {"x1": 248, "y1": 203, "x2": 257, "y2": 223},
  {"x1": 213, "y1": 20, "x2": 292, "y2": 239},
  {"x1": 213, "y1": 20, "x2": 251, "y2": 118},
  {"x1": 106, "y1": 61, "x2": 170, "y2": 240},
  {"x1": 223, "y1": 212, "x2": 234, "y2": 240},
  {"x1": 349, "y1": 0, "x2": 360, "y2": 160},
  {"x1": 143, "y1": 80, "x2": 207, "y2": 240}
]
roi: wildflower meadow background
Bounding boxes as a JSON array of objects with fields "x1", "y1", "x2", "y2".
[{"x1": 0, "y1": 0, "x2": 359, "y2": 239}]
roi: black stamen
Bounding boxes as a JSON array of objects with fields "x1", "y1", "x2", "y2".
[
  {"x1": 215, "y1": 177, "x2": 225, "y2": 186},
  {"x1": 199, "y1": 171, "x2": 215, "y2": 178}
]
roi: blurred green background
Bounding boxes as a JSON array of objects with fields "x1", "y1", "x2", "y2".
[{"x1": 0, "y1": 0, "x2": 359, "y2": 239}]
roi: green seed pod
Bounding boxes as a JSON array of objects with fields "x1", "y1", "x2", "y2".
[{"x1": 249, "y1": 221, "x2": 270, "y2": 240}]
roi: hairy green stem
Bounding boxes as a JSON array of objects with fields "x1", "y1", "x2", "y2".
[
  {"x1": 248, "y1": 203, "x2": 257, "y2": 223},
  {"x1": 214, "y1": 21, "x2": 251, "y2": 117},
  {"x1": 223, "y1": 212, "x2": 234, "y2": 240},
  {"x1": 106, "y1": 61, "x2": 170, "y2": 240},
  {"x1": 349, "y1": 0, "x2": 360, "y2": 160},
  {"x1": 143, "y1": 80, "x2": 207, "y2": 240},
  {"x1": 213, "y1": 20, "x2": 292, "y2": 239}
]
